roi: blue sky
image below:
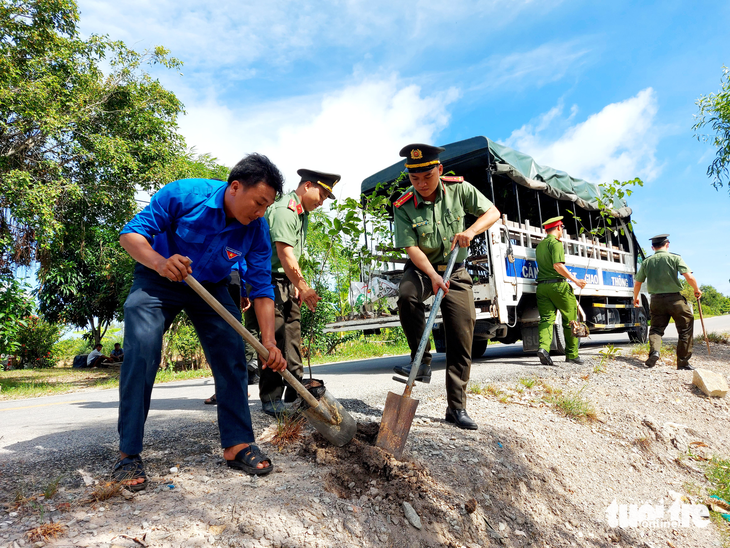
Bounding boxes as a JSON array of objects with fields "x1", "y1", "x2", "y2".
[{"x1": 76, "y1": 0, "x2": 730, "y2": 294}]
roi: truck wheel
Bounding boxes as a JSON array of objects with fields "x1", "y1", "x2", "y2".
[
  {"x1": 550, "y1": 312, "x2": 580, "y2": 355},
  {"x1": 551, "y1": 323, "x2": 566, "y2": 355},
  {"x1": 628, "y1": 308, "x2": 648, "y2": 344},
  {"x1": 472, "y1": 339, "x2": 488, "y2": 358}
]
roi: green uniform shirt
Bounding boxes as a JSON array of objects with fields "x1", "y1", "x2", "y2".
[
  {"x1": 393, "y1": 178, "x2": 493, "y2": 264},
  {"x1": 265, "y1": 190, "x2": 308, "y2": 274},
  {"x1": 535, "y1": 234, "x2": 565, "y2": 281},
  {"x1": 635, "y1": 250, "x2": 690, "y2": 294}
]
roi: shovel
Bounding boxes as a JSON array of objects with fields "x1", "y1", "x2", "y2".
[
  {"x1": 185, "y1": 274, "x2": 356, "y2": 447},
  {"x1": 697, "y1": 296, "x2": 711, "y2": 356},
  {"x1": 375, "y1": 245, "x2": 460, "y2": 458}
]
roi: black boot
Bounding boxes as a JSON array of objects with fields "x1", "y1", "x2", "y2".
[
  {"x1": 445, "y1": 408, "x2": 478, "y2": 430},
  {"x1": 537, "y1": 348, "x2": 554, "y2": 366},
  {"x1": 645, "y1": 351, "x2": 660, "y2": 368},
  {"x1": 393, "y1": 362, "x2": 432, "y2": 383}
]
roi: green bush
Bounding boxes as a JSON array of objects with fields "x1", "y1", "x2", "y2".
[
  {"x1": 161, "y1": 313, "x2": 206, "y2": 371},
  {"x1": 16, "y1": 316, "x2": 62, "y2": 368}
]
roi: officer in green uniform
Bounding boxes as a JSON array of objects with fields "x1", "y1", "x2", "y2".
[
  {"x1": 256, "y1": 169, "x2": 340, "y2": 416},
  {"x1": 633, "y1": 234, "x2": 702, "y2": 370},
  {"x1": 535, "y1": 216, "x2": 587, "y2": 366},
  {"x1": 393, "y1": 144, "x2": 500, "y2": 430}
]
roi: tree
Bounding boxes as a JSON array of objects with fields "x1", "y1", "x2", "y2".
[
  {"x1": 0, "y1": 273, "x2": 33, "y2": 356},
  {"x1": 38, "y1": 221, "x2": 134, "y2": 345},
  {"x1": 37, "y1": 151, "x2": 230, "y2": 344},
  {"x1": 694, "y1": 66, "x2": 730, "y2": 195},
  {"x1": 1, "y1": 0, "x2": 186, "y2": 271}
]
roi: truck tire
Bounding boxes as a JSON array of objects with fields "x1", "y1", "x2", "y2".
[
  {"x1": 628, "y1": 308, "x2": 648, "y2": 344},
  {"x1": 472, "y1": 339, "x2": 489, "y2": 358},
  {"x1": 549, "y1": 312, "x2": 580, "y2": 355},
  {"x1": 550, "y1": 323, "x2": 566, "y2": 355}
]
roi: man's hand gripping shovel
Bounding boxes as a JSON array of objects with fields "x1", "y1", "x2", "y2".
[
  {"x1": 375, "y1": 245, "x2": 460, "y2": 458},
  {"x1": 185, "y1": 274, "x2": 356, "y2": 447}
]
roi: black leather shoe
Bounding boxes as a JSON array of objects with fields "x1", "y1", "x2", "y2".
[
  {"x1": 537, "y1": 349, "x2": 554, "y2": 366},
  {"x1": 445, "y1": 408, "x2": 478, "y2": 430},
  {"x1": 248, "y1": 372, "x2": 260, "y2": 386},
  {"x1": 393, "y1": 363, "x2": 432, "y2": 383},
  {"x1": 565, "y1": 356, "x2": 584, "y2": 365},
  {"x1": 262, "y1": 399, "x2": 288, "y2": 417},
  {"x1": 677, "y1": 363, "x2": 695, "y2": 371},
  {"x1": 645, "y1": 351, "x2": 660, "y2": 368}
]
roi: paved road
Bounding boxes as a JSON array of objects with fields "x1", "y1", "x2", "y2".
[{"x1": 1, "y1": 315, "x2": 727, "y2": 460}]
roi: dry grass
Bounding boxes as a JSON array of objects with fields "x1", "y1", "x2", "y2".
[
  {"x1": 90, "y1": 481, "x2": 125, "y2": 502},
  {"x1": 26, "y1": 523, "x2": 66, "y2": 543},
  {"x1": 271, "y1": 413, "x2": 306, "y2": 448},
  {"x1": 633, "y1": 436, "x2": 653, "y2": 453}
]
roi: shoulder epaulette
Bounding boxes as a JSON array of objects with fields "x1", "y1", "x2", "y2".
[
  {"x1": 287, "y1": 198, "x2": 304, "y2": 215},
  {"x1": 441, "y1": 176, "x2": 464, "y2": 183},
  {"x1": 394, "y1": 191, "x2": 414, "y2": 208},
  {"x1": 670, "y1": 252, "x2": 681, "y2": 256}
]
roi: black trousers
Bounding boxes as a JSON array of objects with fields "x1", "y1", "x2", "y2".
[
  {"x1": 649, "y1": 292, "x2": 694, "y2": 367},
  {"x1": 397, "y1": 263, "x2": 476, "y2": 409},
  {"x1": 257, "y1": 277, "x2": 303, "y2": 402}
]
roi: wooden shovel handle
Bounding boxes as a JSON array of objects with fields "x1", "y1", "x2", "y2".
[{"x1": 185, "y1": 275, "x2": 321, "y2": 409}]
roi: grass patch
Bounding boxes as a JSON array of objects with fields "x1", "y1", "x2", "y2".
[
  {"x1": 518, "y1": 377, "x2": 536, "y2": 389},
  {"x1": 0, "y1": 365, "x2": 213, "y2": 400},
  {"x1": 306, "y1": 338, "x2": 411, "y2": 364},
  {"x1": 630, "y1": 342, "x2": 677, "y2": 360},
  {"x1": 706, "y1": 457, "x2": 730, "y2": 548},
  {"x1": 545, "y1": 385, "x2": 596, "y2": 422},
  {"x1": 707, "y1": 457, "x2": 730, "y2": 503},
  {"x1": 696, "y1": 332, "x2": 730, "y2": 345}
]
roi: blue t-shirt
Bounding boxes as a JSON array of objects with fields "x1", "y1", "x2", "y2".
[{"x1": 121, "y1": 179, "x2": 274, "y2": 301}]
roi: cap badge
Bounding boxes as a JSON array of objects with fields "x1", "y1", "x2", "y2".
[{"x1": 410, "y1": 149, "x2": 423, "y2": 160}]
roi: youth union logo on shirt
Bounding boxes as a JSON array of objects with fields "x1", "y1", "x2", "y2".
[{"x1": 225, "y1": 247, "x2": 242, "y2": 260}]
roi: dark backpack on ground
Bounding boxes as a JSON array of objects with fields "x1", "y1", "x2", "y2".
[{"x1": 72, "y1": 354, "x2": 90, "y2": 368}]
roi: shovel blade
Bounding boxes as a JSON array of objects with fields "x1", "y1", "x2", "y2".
[
  {"x1": 301, "y1": 388, "x2": 357, "y2": 447},
  {"x1": 375, "y1": 391, "x2": 419, "y2": 459}
]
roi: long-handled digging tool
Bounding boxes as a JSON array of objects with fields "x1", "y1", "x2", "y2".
[
  {"x1": 186, "y1": 274, "x2": 357, "y2": 447},
  {"x1": 375, "y1": 245, "x2": 460, "y2": 458},
  {"x1": 697, "y1": 296, "x2": 711, "y2": 356}
]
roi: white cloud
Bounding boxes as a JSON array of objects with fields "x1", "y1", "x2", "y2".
[
  {"x1": 178, "y1": 75, "x2": 460, "y2": 199},
  {"x1": 77, "y1": 0, "x2": 555, "y2": 77},
  {"x1": 504, "y1": 88, "x2": 661, "y2": 184}
]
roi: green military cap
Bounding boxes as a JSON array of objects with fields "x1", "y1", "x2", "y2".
[
  {"x1": 297, "y1": 169, "x2": 340, "y2": 199},
  {"x1": 399, "y1": 143, "x2": 445, "y2": 173},
  {"x1": 650, "y1": 234, "x2": 669, "y2": 246},
  {"x1": 542, "y1": 216, "x2": 564, "y2": 230}
]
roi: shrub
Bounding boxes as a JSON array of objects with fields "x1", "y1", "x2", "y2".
[{"x1": 16, "y1": 316, "x2": 62, "y2": 368}]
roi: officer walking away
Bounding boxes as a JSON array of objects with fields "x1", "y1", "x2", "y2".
[
  {"x1": 392, "y1": 144, "x2": 500, "y2": 430},
  {"x1": 114, "y1": 154, "x2": 288, "y2": 490},
  {"x1": 257, "y1": 169, "x2": 340, "y2": 416},
  {"x1": 633, "y1": 234, "x2": 702, "y2": 370},
  {"x1": 535, "y1": 216, "x2": 588, "y2": 366}
]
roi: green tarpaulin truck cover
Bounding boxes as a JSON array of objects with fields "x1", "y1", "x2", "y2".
[{"x1": 361, "y1": 136, "x2": 632, "y2": 218}]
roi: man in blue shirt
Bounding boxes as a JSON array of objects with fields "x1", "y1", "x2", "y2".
[{"x1": 113, "y1": 153, "x2": 287, "y2": 490}]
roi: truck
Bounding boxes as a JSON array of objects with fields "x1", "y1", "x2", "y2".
[{"x1": 324, "y1": 136, "x2": 649, "y2": 357}]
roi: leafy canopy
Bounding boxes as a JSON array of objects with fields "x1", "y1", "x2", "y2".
[
  {"x1": 0, "y1": 0, "x2": 186, "y2": 270},
  {"x1": 694, "y1": 66, "x2": 730, "y2": 195}
]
